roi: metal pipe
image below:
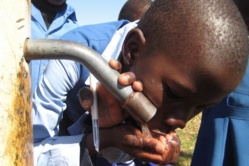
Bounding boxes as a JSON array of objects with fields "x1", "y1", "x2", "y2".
[{"x1": 24, "y1": 39, "x2": 156, "y2": 125}]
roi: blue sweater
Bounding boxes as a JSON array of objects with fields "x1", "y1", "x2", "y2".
[{"x1": 192, "y1": 58, "x2": 249, "y2": 166}]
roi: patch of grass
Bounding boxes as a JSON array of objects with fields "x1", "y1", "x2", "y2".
[{"x1": 174, "y1": 113, "x2": 202, "y2": 166}]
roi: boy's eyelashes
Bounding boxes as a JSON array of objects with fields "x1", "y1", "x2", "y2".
[
  {"x1": 164, "y1": 84, "x2": 213, "y2": 111},
  {"x1": 202, "y1": 105, "x2": 212, "y2": 111},
  {"x1": 165, "y1": 85, "x2": 184, "y2": 99},
  {"x1": 197, "y1": 105, "x2": 212, "y2": 112}
]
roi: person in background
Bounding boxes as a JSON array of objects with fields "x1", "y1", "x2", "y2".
[
  {"x1": 191, "y1": 0, "x2": 249, "y2": 166},
  {"x1": 32, "y1": 0, "x2": 249, "y2": 165},
  {"x1": 118, "y1": 0, "x2": 152, "y2": 22},
  {"x1": 30, "y1": 0, "x2": 78, "y2": 94},
  {"x1": 30, "y1": 0, "x2": 79, "y2": 165}
]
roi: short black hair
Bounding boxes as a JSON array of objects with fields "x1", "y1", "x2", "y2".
[
  {"x1": 138, "y1": 0, "x2": 249, "y2": 80},
  {"x1": 118, "y1": 0, "x2": 153, "y2": 21}
]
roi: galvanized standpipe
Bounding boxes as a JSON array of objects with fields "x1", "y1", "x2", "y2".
[{"x1": 24, "y1": 39, "x2": 157, "y2": 136}]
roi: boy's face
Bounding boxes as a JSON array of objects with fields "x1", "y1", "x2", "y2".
[{"x1": 128, "y1": 45, "x2": 238, "y2": 133}]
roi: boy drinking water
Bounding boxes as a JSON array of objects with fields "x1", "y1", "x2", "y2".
[{"x1": 32, "y1": 0, "x2": 249, "y2": 165}]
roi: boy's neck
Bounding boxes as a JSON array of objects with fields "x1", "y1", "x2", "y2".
[{"x1": 32, "y1": 0, "x2": 67, "y2": 28}]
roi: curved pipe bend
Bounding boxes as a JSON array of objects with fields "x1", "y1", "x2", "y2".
[{"x1": 24, "y1": 39, "x2": 156, "y2": 125}]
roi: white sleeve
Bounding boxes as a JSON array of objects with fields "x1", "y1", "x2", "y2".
[
  {"x1": 100, "y1": 147, "x2": 134, "y2": 164},
  {"x1": 34, "y1": 134, "x2": 83, "y2": 166},
  {"x1": 33, "y1": 59, "x2": 80, "y2": 142},
  {"x1": 32, "y1": 60, "x2": 82, "y2": 165}
]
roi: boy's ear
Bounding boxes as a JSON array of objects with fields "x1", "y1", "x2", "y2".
[{"x1": 122, "y1": 28, "x2": 146, "y2": 66}]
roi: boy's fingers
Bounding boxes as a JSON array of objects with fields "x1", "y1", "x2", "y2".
[
  {"x1": 167, "y1": 132, "x2": 181, "y2": 163},
  {"x1": 132, "y1": 81, "x2": 143, "y2": 92},
  {"x1": 169, "y1": 142, "x2": 180, "y2": 163},
  {"x1": 78, "y1": 87, "x2": 94, "y2": 111},
  {"x1": 140, "y1": 137, "x2": 176, "y2": 164},
  {"x1": 150, "y1": 130, "x2": 181, "y2": 164},
  {"x1": 123, "y1": 141, "x2": 173, "y2": 164},
  {"x1": 109, "y1": 59, "x2": 143, "y2": 92},
  {"x1": 109, "y1": 59, "x2": 122, "y2": 72},
  {"x1": 112, "y1": 125, "x2": 179, "y2": 164},
  {"x1": 118, "y1": 72, "x2": 136, "y2": 86}
]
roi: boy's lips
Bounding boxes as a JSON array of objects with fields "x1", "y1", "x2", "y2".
[
  {"x1": 151, "y1": 129, "x2": 176, "y2": 136},
  {"x1": 148, "y1": 122, "x2": 177, "y2": 135}
]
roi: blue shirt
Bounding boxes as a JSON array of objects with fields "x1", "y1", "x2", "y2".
[
  {"x1": 33, "y1": 20, "x2": 137, "y2": 165},
  {"x1": 192, "y1": 58, "x2": 249, "y2": 166},
  {"x1": 30, "y1": 3, "x2": 78, "y2": 95}
]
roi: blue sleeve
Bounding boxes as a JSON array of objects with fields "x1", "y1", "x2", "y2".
[{"x1": 61, "y1": 20, "x2": 130, "y2": 55}]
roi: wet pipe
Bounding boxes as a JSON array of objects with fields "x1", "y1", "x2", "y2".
[{"x1": 24, "y1": 39, "x2": 157, "y2": 135}]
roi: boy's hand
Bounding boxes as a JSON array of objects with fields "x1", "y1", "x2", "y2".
[
  {"x1": 98, "y1": 124, "x2": 180, "y2": 164},
  {"x1": 108, "y1": 59, "x2": 143, "y2": 92},
  {"x1": 112, "y1": 125, "x2": 180, "y2": 164},
  {"x1": 78, "y1": 84, "x2": 128, "y2": 127},
  {"x1": 78, "y1": 59, "x2": 142, "y2": 127},
  {"x1": 81, "y1": 59, "x2": 181, "y2": 164}
]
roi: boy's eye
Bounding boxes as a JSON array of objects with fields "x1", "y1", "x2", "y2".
[
  {"x1": 198, "y1": 105, "x2": 211, "y2": 112},
  {"x1": 165, "y1": 85, "x2": 184, "y2": 99}
]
